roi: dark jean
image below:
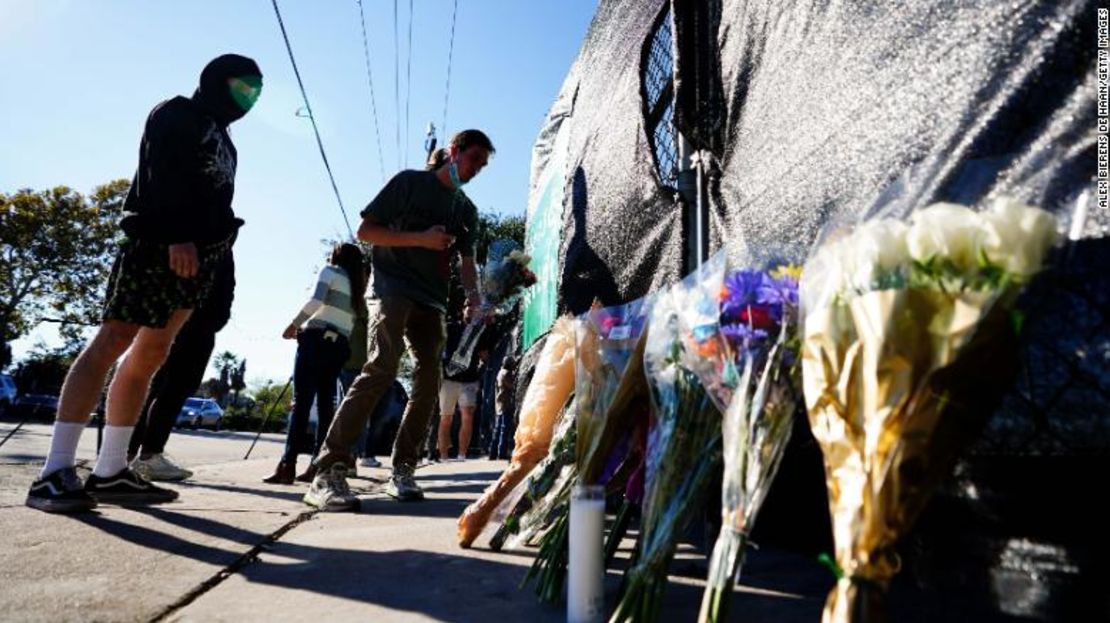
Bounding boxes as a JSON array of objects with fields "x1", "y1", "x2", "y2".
[
  {"x1": 489, "y1": 410, "x2": 516, "y2": 460},
  {"x1": 283, "y1": 328, "x2": 350, "y2": 463}
]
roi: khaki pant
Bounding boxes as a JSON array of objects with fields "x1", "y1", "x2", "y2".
[{"x1": 316, "y1": 295, "x2": 445, "y2": 471}]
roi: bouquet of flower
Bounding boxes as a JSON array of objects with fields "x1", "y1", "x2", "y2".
[
  {"x1": 457, "y1": 316, "x2": 576, "y2": 548},
  {"x1": 446, "y1": 249, "x2": 537, "y2": 376},
  {"x1": 800, "y1": 197, "x2": 1057, "y2": 623},
  {"x1": 610, "y1": 258, "x2": 726, "y2": 623},
  {"x1": 488, "y1": 399, "x2": 577, "y2": 552},
  {"x1": 680, "y1": 260, "x2": 803, "y2": 623},
  {"x1": 518, "y1": 295, "x2": 657, "y2": 603},
  {"x1": 576, "y1": 295, "x2": 655, "y2": 485}
]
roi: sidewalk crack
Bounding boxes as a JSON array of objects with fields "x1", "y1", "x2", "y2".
[{"x1": 147, "y1": 509, "x2": 318, "y2": 622}]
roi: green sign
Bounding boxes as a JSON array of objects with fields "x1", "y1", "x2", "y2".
[{"x1": 522, "y1": 124, "x2": 570, "y2": 349}]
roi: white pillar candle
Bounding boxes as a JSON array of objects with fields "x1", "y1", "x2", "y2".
[{"x1": 568, "y1": 484, "x2": 606, "y2": 623}]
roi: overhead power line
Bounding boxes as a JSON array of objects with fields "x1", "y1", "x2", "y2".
[
  {"x1": 269, "y1": 0, "x2": 355, "y2": 240},
  {"x1": 441, "y1": 0, "x2": 458, "y2": 141},
  {"x1": 393, "y1": 0, "x2": 401, "y2": 170},
  {"x1": 356, "y1": 0, "x2": 387, "y2": 185},
  {"x1": 403, "y1": 0, "x2": 414, "y2": 168}
]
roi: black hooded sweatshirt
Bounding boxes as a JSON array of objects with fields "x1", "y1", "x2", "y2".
[{"x1": 120, "y1": 54, "x2": 262, "y2": 245}]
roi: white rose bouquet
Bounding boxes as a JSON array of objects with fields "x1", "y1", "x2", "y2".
[{"x1": 800, "y1": 197, "x2": 1058, "y2": 623}]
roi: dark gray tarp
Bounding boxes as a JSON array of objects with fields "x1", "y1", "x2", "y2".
[
  {"x1": 528, "y1": 0, "x2": 681, "y2": 322},
  {"x1": 520, "y1": 1, "x2": 1105, "y2": 619},
  {"x1": 703, "y1": 0, "x2": 1099, "y2": 264}
]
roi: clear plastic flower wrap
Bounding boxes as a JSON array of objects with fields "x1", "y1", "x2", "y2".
[
  {"x1": 516, "y1": 294, "x2": 656, "y2": 603},
  {"x1": 610, "y1": 257, "x2": 725, "y2": 623},
  {"x1": 447, "y1": 250, "x2": 538, "y2": 376},
  {"x1": 457, "y1": 316, "x2": 576, "y2": 548},
  {"x1": 670, "y1": 252, "x2": 803, "y2": 623}
]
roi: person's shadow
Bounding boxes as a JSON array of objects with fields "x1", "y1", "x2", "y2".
[{"x1": 559, "y1": 166, "x2": 621, "y2": 314}]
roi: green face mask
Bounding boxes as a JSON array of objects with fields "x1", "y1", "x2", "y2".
[{"x1": 228, "y1": 75, "x2": 263, "y2": 112}]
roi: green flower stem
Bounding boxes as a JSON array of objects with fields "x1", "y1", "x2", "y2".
[{"x1": 604, "y1": 499, "x2": 636, "y2": 567}]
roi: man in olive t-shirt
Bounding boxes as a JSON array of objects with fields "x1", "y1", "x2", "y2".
[{"x1": 304, "y1": 129, "x2": 493, "y2": 511}]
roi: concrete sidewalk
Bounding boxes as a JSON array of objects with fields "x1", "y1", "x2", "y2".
[{"x1": 0, "y1": 422, "x2": 829, "y2": 622}]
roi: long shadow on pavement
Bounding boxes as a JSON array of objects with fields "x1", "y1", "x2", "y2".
[
  {"x1": 74, "y1": 511, "x2": 260, "y2": 568},
  {"x1": 72, "y1": 502, "x2": 826, "y2": 622},
  {"x1": 226, "y1": 540, "x2": 824, "y2": 623},
  {"x1": 357, "y1": 495, "x2": 470, "y2": 520},
  {"x1": 174, "y1": 480, "x2": 313, "y2": 504},
  {"x1": 233, "y1": 544, "x2": 567, "y2": 622},
  {"x1": 414, "y1": 469, "x2": 502, "y2": 482}
]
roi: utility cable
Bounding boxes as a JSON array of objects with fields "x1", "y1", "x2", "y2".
[
  {"x1": 356, "y1": 0, "x2": 387, "y2": 185},
  {"x1": 269, "y1": 0, "x2": 355, "y2": 239},
  {"x1": 393, "y1": 0, "x2": 401, "y2": 170},
  {"x1": 403, "y1": 0, "x2": 414, "y2": 168},
  {"x1": 441, "y1": 0, "x2": 458, "y2": 141}
]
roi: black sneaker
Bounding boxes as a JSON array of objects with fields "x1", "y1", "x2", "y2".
[
  {"x1": 84, "y1": 467, "x2": 179, "y2": 504},
  {"x1": 26, "y1": 467, "x2": 98, "y2": 513}
]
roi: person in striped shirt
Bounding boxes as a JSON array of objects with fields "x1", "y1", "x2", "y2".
[{"x1": 264, "y1": 243, "x2": 366, "y2": 484}]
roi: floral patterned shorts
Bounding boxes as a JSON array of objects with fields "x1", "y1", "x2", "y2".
[{"x1": 101, "y1": 236, "x2": 234, "y2": 329}]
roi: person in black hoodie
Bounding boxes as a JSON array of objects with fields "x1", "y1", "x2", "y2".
[{"x1": 25, "y1": 54, "x2": 262, "y2": 513}]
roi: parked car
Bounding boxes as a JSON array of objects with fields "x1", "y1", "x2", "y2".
[
  {"x1": 0, "y1": 374, "x2": 17, "y2": 416},
  {"x1": 176, "y1": 397, "x2": 223, "y2": 430},
  {"x1": 12, "y1": 393, "x2": 59, "y2": 421}
]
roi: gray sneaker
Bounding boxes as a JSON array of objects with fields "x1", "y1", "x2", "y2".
[
  {"x1": 132, "y1": 453, "x2": 193, "y2": 482},
  {"x1": 385, "y1": 464, "x2": 424, "y2": 501},
  {"x1": 303, "y1": 464, "x2": 358, "y2": 512}
]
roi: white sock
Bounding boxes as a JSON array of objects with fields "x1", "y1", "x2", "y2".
[
  {"x1": 40, "y1": 421, "x2": 86, "y2": 479},
  {"x1": 92, "y1": 425, "x2": 135, "y2": 478}
]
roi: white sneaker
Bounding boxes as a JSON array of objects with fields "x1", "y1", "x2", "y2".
[
  {"x1": 131, "y1": 454, "x2": 193, "y2": 482},
  {"x1": 359, "y1": 456, "x2": 382, "y2": 468}
]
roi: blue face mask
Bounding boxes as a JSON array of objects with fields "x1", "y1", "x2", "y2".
[{"x1": 449, "y1": 161, "x2": 464, "y2": 190}]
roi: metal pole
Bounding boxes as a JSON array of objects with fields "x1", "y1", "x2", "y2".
[
  {"x1": 677, "y1": 135, "x2": 700, "y2": 271},
  {"x1": 94, "y1": 398, "x2": 105, "y2": 455},
  {"x1": 694, "y1": 149, "x2": 709, "y2": 266},
  {"x1": 243, "y1": 377, "x2": 293, "y2": 460},
  {"x1": 424, "y1": 122, "x2": 438, "y2": 165}
]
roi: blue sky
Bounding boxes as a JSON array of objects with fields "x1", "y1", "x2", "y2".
[{"x1": 1, "y1": 1, "x2": 596, "y2": 386}]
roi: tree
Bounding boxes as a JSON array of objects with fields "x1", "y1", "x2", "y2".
[
  {"x1": 0, "y1": 181, "x2": 129, "y2": 367},
  {"x1": 475, "y1": 211, "x2": 526, "y2": 264},
  {"x1": 211, "y1": 351, "x2": 242, "y2": 407},
  {"x1": 443, "y1": 211, "x2": 528, "y2": 324},
  {"x1": 10, "y1": 340, "x2": 83, "y2": 395}
]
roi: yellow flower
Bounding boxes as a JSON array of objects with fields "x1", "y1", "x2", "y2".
[{"x1": 770, "y1": 264, "x2": 803, "y2": 280}]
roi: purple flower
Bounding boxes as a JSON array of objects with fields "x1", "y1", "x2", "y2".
[
  {"x1": 721, "y1": 270, "x2": 767, "y2": 324},
  {"x1": 759, "y1": 274, "x2": 799, "y2": 308},
  {"x1": 721, "y1": 322, "x2": 768, "y2": 352}
]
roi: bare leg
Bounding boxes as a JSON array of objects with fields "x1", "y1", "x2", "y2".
[
  {"x1": 105, "y1": 310, "x2": 193, "y2": 427},
  {"x1": 458, "y1": 406, "x2": 476, "y2": 460},
  {"x1": 437, "y1": 408, "x2": 455, "y2": 460},
  {"x1": 55, "y1": 321, "x2": 141, "y2": 424}
]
